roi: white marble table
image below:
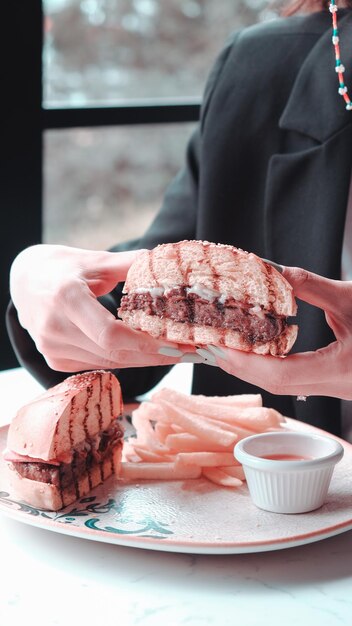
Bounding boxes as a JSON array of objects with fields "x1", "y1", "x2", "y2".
[{"x1": 0, "y1": 367, "x2": 352, "y2": 626}]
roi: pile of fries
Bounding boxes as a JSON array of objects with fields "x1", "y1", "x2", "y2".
[{"x1": 120, "y1": 388, "x2": 286, "y2": 488}]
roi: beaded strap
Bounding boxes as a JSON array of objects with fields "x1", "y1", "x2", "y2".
[{"x1": 329, "y1": 1, "x2": 352, "y2": 110}]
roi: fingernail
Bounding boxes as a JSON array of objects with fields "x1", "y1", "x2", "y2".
[
  {"x1": 262, "y1": 258, "x2": 283, "y2": 273},
  {"x1": 196, "y1": 348, "x2": 217, "y2": 363},
  {"x1": 158, "y1": 347, "x2": 184, "y2": 357},
  {"x1": 181, "y1": 354, "x2": 206, "y2": 363},
  {"x1": 207, "y1": 345, "x2": 227, "y2": 359}
]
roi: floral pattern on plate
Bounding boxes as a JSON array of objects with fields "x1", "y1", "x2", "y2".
[{"x1": 1, "y1": 419, "x2": 352, "y2": 554}]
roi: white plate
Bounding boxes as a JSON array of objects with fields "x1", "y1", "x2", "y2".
[{"x1": 1, "y1": 418, "x2": 352, "y2": 554}]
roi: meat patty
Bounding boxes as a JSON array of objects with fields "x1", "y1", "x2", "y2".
[
  {"x1": 120, "y1": 288, "x2": 285, "y2": 344},
  {"x1": 12, "y1": 421, "x2": 124, "y2": 486}
]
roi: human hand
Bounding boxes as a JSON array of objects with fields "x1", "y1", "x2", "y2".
[
  {"x1": 10, "y1": 244, "x2": 199, "y2": 372},
  {"x1": 205, "y1": 267, "x2": 352, "y2": 400}
]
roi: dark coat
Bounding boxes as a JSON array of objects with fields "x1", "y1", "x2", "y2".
[{"x1": 7, "y1": 10, "x2": 352, "y2": 435}]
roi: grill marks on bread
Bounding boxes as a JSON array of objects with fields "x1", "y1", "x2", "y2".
[
  {"x1": 119, "y1": 241, "x2": 298, "y2": 356},
  {"x1": 52, "y1": 376, "x2": 120, "y2": 501},
  {"x1": 84, "y1": 386, "x2": 93, "y2": 489},
  {"x1": 122, "y1": 246, "x2": 285, "y2": 347},
  {"x1": 7, "y1": 371, "x2": 124, "y2": 510},
  {"x1": 12, "y1": 422, "x2": 123, "y2": 506},
  {"x1": 149, "y1": 242, "x2": 222, "y2": 345},
  {"x1": 68, "y1": 395, "x2": 79, "y2": 499}
]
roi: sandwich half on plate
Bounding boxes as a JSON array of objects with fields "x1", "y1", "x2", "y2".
[
  {"x1": 118, "y1": 240, "x2": 298, "y2": 356},
  {"x1": 4, "y1": 370, "x2": 124, "y2": 511}
]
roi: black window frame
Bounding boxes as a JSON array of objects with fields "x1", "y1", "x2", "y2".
[{"x1": 1, "y1": 1, "x2": 200, "y2": 370}]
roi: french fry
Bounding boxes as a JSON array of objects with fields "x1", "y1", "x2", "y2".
[
  {"x1": 218, "y1": 406, "x2": 285, "y2": 431},
  {"x1": 132, "y1": 445, "x2": 174, "y2": 463},
  {"x1": 123, "y1": 388, "x2": 285, "y2": 489},
  {"x1": 152, "y1": 389, "x2": 284, "y2": 431},
  {"x1": 165, "y1": 433, "x2": 234, "y2": 453},
  {"x1": 131, "y1": 405, "x2": 171, "y2": 454},
  {"x1": 202, "y1": 467, "x2": 243, "y2": 488},
  {"x1": 204, "y1": 416, "x2": 255, "y2": 439},
  {"x1": 152, "y1": 388, "x2": 262, "y2": 409},
  {"x1": 120, "y1": 461, "x2": 202, "y2": 481},
  {"x1": 203, "y1": 394, "x2": 262, "y2": 407},
  {"x1": 131, "y1": 407, "x2": 155, "y2": 445},
  {"x1": 154, "y1": 422, "x2": 175, "y2": 444},
  {"x1": 154, "y1": 400, "x2": 238, "y2": 448},
  {"x1": 121, "y1": 441, "x2": 142, "y2": 463},
  {"x1": 218, "y1": 465, "x2": 246, "y2": 480},
  {"x1": 132, "y1": 401, "x2": 165, "y2": 424},
  {"x1": 194, "y1": 404, "x2": 283, "y2": 431},
  {"x1": 175, "y1": 452, "x2": 236, "y2": 467}
]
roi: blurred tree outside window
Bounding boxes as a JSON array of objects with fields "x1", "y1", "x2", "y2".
[
  {"x1": 43, "y1": 0, "x2": 277, "y2": 250},
  {"x1": 44, "y1": 124, "x2": 195, "y2": 249}
]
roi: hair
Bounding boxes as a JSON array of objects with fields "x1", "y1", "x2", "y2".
[{"x1": 283, "y1": 0, "x2": 352, "y2": 15}]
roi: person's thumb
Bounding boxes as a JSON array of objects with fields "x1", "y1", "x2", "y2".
[{"x1": 281, "y1": 266, "x2": 343, "y2": 312}]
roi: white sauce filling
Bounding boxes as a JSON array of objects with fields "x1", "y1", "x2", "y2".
[
  {"x1": 186, "y1": 283, "x2": 220, "y2": 301},
  {"x1": 131, "y1": 285, "x2": 269, "y2": 318},
  {"x1": 248, "y1": 305, "x2": 266, "y2": 319},
  {"x1": 134, "y1": 283, "x2": 221, "y2": 301},
  {"x1": 134, "y1": 287, "x2": 165, "y2": 297}
]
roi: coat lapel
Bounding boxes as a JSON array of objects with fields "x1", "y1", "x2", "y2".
[
  {"x1": 264, "y1": 10, "x2": 352, "y2": 283},
  {"x1": 263, "y1": 11, "x2": 352, "y2": 430},
  {"x1": 280, "y1": 10, "x2": 352, "y2": 141},
  {"x1": 264, "y1": 128, "x2": 352, "y2": 278}
]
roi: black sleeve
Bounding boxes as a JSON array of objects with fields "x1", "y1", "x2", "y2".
[
  {"x1": 5, "y1": 127, "x2": 203, "y2": 395},
  {"x1": 6, "y1": 34, "x2": 236, "y2": 394}
]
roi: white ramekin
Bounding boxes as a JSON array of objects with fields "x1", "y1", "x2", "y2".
[{"x1": 234, "y1": 431, "x2": 344, "y2": 514}]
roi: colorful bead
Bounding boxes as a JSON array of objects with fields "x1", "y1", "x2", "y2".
[{"x1": 330, "y1": 0, "x2": 352, "y2": 110}]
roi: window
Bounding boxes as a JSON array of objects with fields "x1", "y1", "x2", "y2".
[
  {"x1": 43, "y1": 0, "x2": 274, "y2": 248},
  {"x1": 44, "y1": 0, "x2": 273, "y2": 105},
  {"x1": 44, "y1": 124, "x2": 195, "y2": 249},
  {"x1": 1, "y1": 1, "x2": 275, "y2": 369}
]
